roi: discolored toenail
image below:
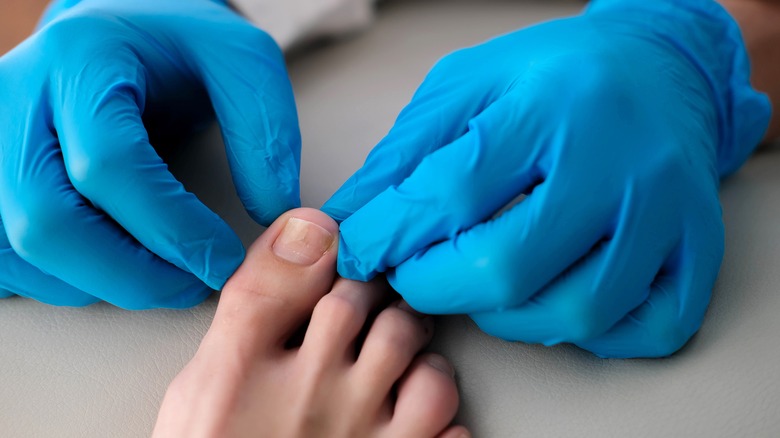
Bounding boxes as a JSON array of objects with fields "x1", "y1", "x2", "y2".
[{"x1": 272, "y1": 217, "x2": 335, "y2": 265}]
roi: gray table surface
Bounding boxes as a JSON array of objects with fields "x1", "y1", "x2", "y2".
[{"x1": 2, "y1": 1, "x2": 779, "y2": 436}]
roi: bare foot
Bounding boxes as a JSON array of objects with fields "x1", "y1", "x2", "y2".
[{"x1": 153, "y1": 208, "x2": 470, "y2": 438}]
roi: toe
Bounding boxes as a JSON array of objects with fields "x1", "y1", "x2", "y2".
[
  {"x1": 207, "y1": 208, "x2": 339, "y2": 356},
  {"x1": 387, "y1": 354, "x2": 460, "y2": 438},
  {"x1": 352, "y1": 301, "x2": 434, "y2": 408},
  {"x1": 298, "y1": 277, "x2": 394, "y2": 366},
  {"x1": 436, "y1": 425, "x2": 471, "y2": 438}
]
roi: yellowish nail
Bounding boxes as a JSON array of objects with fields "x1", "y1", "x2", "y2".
[{"x1": 272, "y1": 217, "x2": 334, "y2": 265}]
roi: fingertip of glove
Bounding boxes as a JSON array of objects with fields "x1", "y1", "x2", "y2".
[
  {"x1": 186, "y1": 219, "x2": 246, "y2": 291},
  {"x1": 46, "y1": 294, "x2": 102, "y2": 308},
  {"x1": 249, "y1": 209, "x2": 277, "y2": 228},
  {"x1": 153, "y1": 283, "x2": 214, "y2": 310},
  {"x1": 321, "y1": 188, "x2": 356, "y2": 224},
  {"x1": 336, "y1": 250, "x2": 377, "y2": 282},
  {"x1": 245, "y1": 188, "x2": 302, "y2": 227},
  {"x1": 321, "y1": 205, "x2": 348, "y2": 224}
]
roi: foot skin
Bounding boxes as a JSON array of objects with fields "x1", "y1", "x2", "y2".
[{"x1": 153, "y1": 208, "x2": 470, "y2": 438}]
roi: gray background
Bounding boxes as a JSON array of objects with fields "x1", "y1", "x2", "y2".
[{"x1": 2, "y1": 1, "x2": 779, "y2": 436}]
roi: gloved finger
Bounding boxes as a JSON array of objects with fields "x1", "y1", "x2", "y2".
[
  {"x1": 339, "y1": 90, "x2": 611, "y2": 282},
  {"x1": 56, "y1": 53, "x2": 244, "y2": 291},
  {"x1": 0, "y1": 250, "x2": 99, "y2": 306},
  {"x1": 36, "y1": 0, "x2": 80, "y2": 30},
  {"x1": 323, "y1": 52, "x2": 498, "y2": 222},
  {"x1": 1, "y1": 217, "x2": 98, "y2": 306},
  {"x1": 0, "y1": 237, "x2": 14, "y2": 300},
  {"x1": 0, "y1": 127, "x2": 212, "y2": 310},
  {"x1": 469, "y1": 213, "x2": 676, "y2": 345},
  {"x1": 575, "y1": 226, "x2": 724, "y2": 358},
  {"x1": 184, "y1": 19, "x2": 302, "y2": 226},
  {"x1": 386, "y1": 174, "x2": 615, "y2": 314}
]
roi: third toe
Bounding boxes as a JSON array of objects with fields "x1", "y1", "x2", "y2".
[{"x1": 352, "y1": 301, "x2": 435, "y2": 399}]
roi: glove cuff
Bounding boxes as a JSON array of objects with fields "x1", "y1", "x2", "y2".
[{"x1": 587, "y1": 0, "x2": 771, "y2": 178}]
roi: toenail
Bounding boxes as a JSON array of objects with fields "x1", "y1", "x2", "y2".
[
  {"x1": 273, "y1": 217, "x2": 335, "y2": 265},
  {"x1": 397, "y1": 300, "x2": 427, "y2": 318},
  {"x1": 426, "y1": 355, "x2": 455, "y2": 378}
]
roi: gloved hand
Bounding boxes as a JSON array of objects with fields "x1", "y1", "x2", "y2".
[
  {"x1": 0, "y1": 0, "x2": 301, "y2": 309},
  {"x1": 323, "y1": 0, "x2": 771, "y2": 357}
]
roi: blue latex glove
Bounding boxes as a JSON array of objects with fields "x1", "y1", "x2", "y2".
[
  {"x1": 0, "y1": 0, "x2": 300, "y2": 309},
  {"x1": 323, "y1": 0, "x2": 771, "y2": 357}
]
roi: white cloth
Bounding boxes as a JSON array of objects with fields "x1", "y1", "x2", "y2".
[{"x1": 229, "y1": 0, "x2": 376, "y2": 49}]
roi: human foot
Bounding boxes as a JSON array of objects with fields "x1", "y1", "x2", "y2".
[{"x1": 153, "y1": 208, "x2": 470, "y2": 438}]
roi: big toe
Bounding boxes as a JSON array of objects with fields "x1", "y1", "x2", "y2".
[{"x1": 209, "y1": 208, "x2": 339, "y2": 353}]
